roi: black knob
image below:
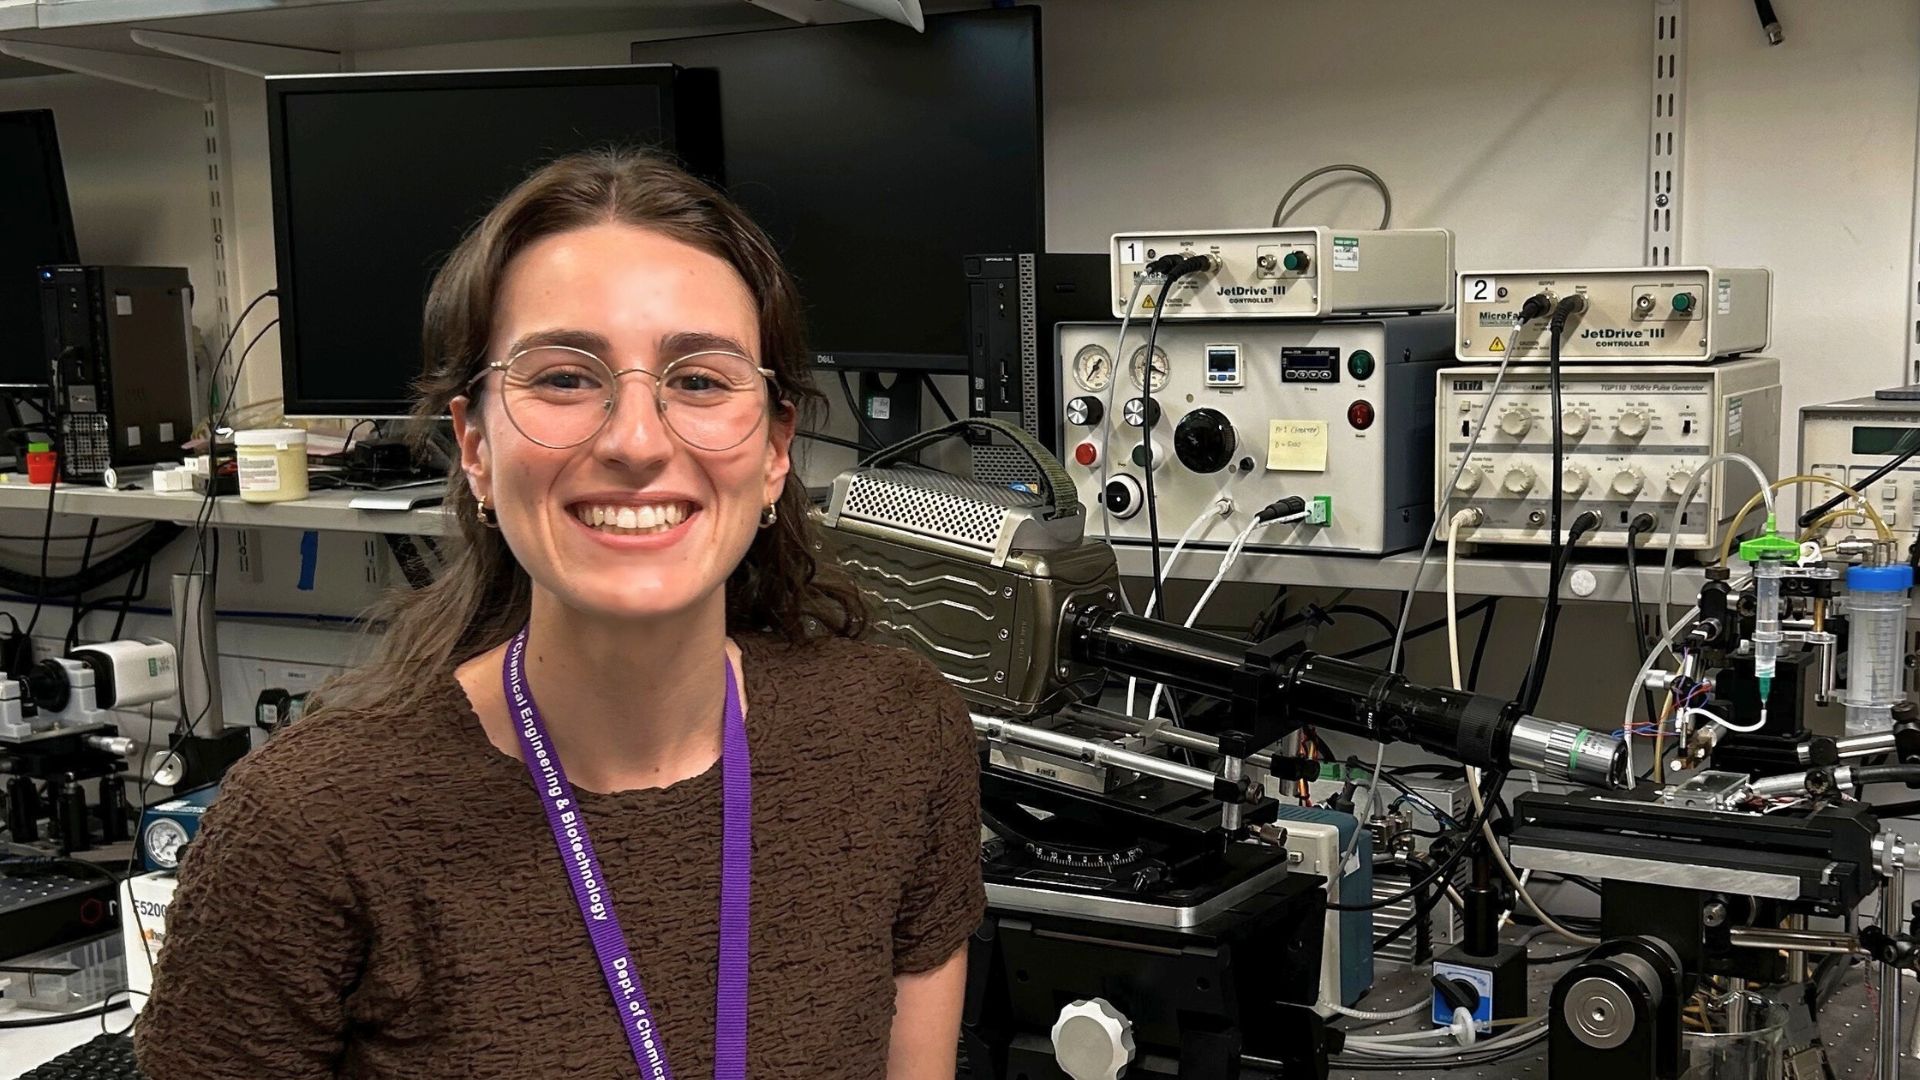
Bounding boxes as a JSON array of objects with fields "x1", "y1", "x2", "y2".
[
  {"x1": 1174, "y1": 409, "x2": 1237, "y2": 473},
  {"x1": 1122, "y1": 397, "x2": 1161, "y2": 429},
  {"x1": 1102, "y1": 475, "x2": 1142, "y2": 519},
  {"x1": 1065, "y1": 396, "x2": 1104, "y2": 427}
]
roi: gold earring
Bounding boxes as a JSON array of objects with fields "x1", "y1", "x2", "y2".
[
  {"x1": 759, "y1": 503, "x2": 778, "y2": 529},
  {"x1": 476, "y1": 493, "x2": 500, "y2": 528}
]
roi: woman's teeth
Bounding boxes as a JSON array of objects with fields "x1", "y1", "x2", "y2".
[{"x1": 575, "y1": 502, "x2": 692, "y2": 534}]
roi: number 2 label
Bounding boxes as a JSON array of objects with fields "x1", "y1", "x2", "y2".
[{"x1": 1467, "y1": 277, "x2": 1493, "y2": 302}]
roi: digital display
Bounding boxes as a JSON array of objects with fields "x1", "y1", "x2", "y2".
[
  {"x1": 1205, "y1": 344, "x2": 1241, "y2": 386},
  {"x1": 1281, "y1": 347, "x2": 1341, "y2": 384},
  {"x1": 1852, "y1": 426, "x2": 1920, "y2": 455}
]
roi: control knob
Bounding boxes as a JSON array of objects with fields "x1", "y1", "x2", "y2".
[
  {"x1": 1499, "y1": 409, "x2": 1534, "y2": 437},
  {"x1": 1611, "y1": 467, "x2": 1646, "y2": 498},
  {"x1": 1051, "y1": 998, "x2": 1137, "y2": 1080},
  {"x1": 1667, "y1": 470, "x2": 1696, "y2": 499},
  {"x1": 1561, "y1": 408, "x2": 1591, "y2": 437},
  {"x1": 1065, "y1": 396, "x2": 1104, "y2": 427},
  {"x1": 1616, "y1": 408, "x2": 1651, "y2": 439},
  {"x1": 1121, "y1": 397, "x2": 1161, "y2": 429},
  {"x1": 1173, "y1": 409, "x2": 1237, "y2": 474},
  {"x1": 1453, "y1": 464, "x2": 1485, "y2": 494},
  {"x1": 1102, "y1": 475, "x2": 1144, "y2": 519},
  {"x1": 1502, "y1": 465, "x2": 1538, "y2": 496},
  {"x1": 1562, "y1": 464, "x2": 1590, "y2": 496}
]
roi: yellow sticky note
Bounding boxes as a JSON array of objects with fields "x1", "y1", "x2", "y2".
[{"x1": 1266, "y1": 420, "x2": 1329, "y2": 472}]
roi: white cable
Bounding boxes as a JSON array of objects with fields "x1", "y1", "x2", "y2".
[
  {"x1": 1657, "y1": 452, "x2": 1776, "y2": 649},
  {"x1": 1143, "y1": 515, "x2": 1303, "y2": 720},
  {"x1": 1389, "y1": 320, "x2": 1522, "y2": 675},
  {"x1": 1444, "y1": 507, "x2": 1477, "y2": 691},
  {"x1": 1339, "y1": 325, "x2": 1518, "y2": 865},
  {"x1": 1328, "y1": 999, "x2": 1432, "y2": 1023},
  {"x1": 1691, "y1": 703, "x2": 1766, "y2": 734},
  {"x1": 1097, "y1": 272, "x2": 1158, "y2": 549},
  {"x1": 1340, "y1": 1020, "x2": 1546, "y2": 1060},
  {"x1": 1128, "y1": 497, "x2": 1232, "y2": 715}
]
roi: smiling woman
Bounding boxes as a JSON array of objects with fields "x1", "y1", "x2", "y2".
[{"x1": 132, "y1": 150, "x2": 985, "y2": 1080}]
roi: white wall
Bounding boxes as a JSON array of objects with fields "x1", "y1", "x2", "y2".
[{"x1": 0, "y1": 0, "x2": 1916, "y2": 743}]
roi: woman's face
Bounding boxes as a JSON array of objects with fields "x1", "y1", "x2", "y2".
[{"x1": 451, "y1": 222, "x2": 793, "y2": 623}]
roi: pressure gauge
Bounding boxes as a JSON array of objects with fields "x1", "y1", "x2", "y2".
[
  {"x1": 143, "y1": 817, "x2": 190, "y2": 870},
  {"x1": 1128, "y1": 345, "x2": 1170, "y2": 392},
  {"x1": 1072, "y1": 344, "x2": 1113, "y2": 392}
]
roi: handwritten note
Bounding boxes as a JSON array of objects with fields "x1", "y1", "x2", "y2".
[{"x1": 1266, "y1": 420, "x2": 1329, "y2": 472}]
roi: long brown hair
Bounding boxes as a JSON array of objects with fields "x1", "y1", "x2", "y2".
[{"x1": 316, "y1": 149, "x2": 863, "y2": 718}]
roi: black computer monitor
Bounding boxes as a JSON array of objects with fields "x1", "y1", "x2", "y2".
[
  {"x1": 266, "y1": 65, "x2": 720, "y2": 417},
  {"x1": 0, "y1": 110, "x2": 79, "y2": 389},
  {"x1": 629, "y1": 6, "x2": 1044, "y2": 374}
]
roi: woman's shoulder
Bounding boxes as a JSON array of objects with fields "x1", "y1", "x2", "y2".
[
  {"x1": 743, "y1": 630, "x2": 947, "y2": 686},
  {"x1": 212, "y1": 674, "x2": 468, "y2": 810}
]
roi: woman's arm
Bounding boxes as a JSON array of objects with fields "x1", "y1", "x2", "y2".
[
  {"x1": 886, "y1": 946, "x2": 968, "y2": 1079},
  {"x1": 134, "y1": 754, "x2": 366, "y2": 1079}
]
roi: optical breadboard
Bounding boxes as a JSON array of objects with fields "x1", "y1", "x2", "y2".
[
  {"x1": 1110, "y1": 228, "x2": 1454, "y2": 320},
  {"x1": 1455, "y1": 267, "x2": 1770, "y2": 363},
  {"x1": 1058, "y1": 316, "x2": 1450, "y2": 558},
  {"x1": 1800, "y1": 396, "x2": 1920, "y2": 549},
  {"x1": 1436, "y1": 357, "x2": 1781, "y2": 550}
]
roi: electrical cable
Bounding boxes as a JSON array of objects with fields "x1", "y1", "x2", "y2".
[
  {"x1": 63, "y1": 518, "x2": 99, "y2": 654},
  {"x1": 1658, "y1": 455, "x2": 1779, "y2": 649},
  {"x1": 1622, "y1": 604, "x2": 1704, "y2": 787},
  {"x1": 1335, "y1": 596, "x2": 1497, "y2": 662},
  {"x1": 1520, "y1": 296, "x2": 1586, "y2": 713},
  {"x1": 1137, "y1": 273, "x2": 1182, "y2": 631},
  {"x1": 1625, "y1": 513, "x2": 1661, "y2": 728},
  {"x1": 924, "y1": 376, "x2": 959, "y2": 424},
  {"x1": 795, "y1": 430, "x2": 867, "y2": 453},
  {"x1": 1438, "y1": 515, "x2": 1600, "y2": 945},
  {"x1": 1144, "y1": 501, "x2": 1306, "y2": 721},
  {"x1": 1098, "y1": 272, "x2": 1158, "y2": 549},
  {"x1": 1328, "y1": 768, "x2": 1501, "y2": 912},
  {"x1": 1519, "y1": 509, "x2": 1602, "y2": 706},
  {"x1": 1328, "y1": 999, "x2": 1431, "y2": 1023},
  {"x1": 836, "y1": 372, "x2": 883, "y2": 452},
  {"x1": 1444, "y1": 508, "x2": 1477, "y2": 690},
  {"x1": 1269, "y1": 163, "x2": 1393, "y2": 229},
  {"x1": 1129, "y1": 496, "x2": 1233, "y2": 716},
  {"x1": 1467, "y1": 596, "x2": 1500, "y2": 692}
]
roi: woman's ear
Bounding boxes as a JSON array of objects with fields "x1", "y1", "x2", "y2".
[
  {"x1": 451, "y1": 395, "x2": 490, "y2": 500},
  {"x1": 764, "y1": 400, "x2": 796, "y2": 507}
]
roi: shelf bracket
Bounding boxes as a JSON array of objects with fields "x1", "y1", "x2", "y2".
[
  {"x1": 128, "y1": 29, "x2": 340, "y2": 77},
  {"x1": 1646, "y1": 0, "x2": 1687, "y2": 266},
  {"x1": 0, "y1": 40, "x2": 209, "y2": 100}
]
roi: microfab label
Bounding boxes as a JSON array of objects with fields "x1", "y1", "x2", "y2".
[{"x1": 1332, "y1": 236, "x2": 1360, "y2": 272}]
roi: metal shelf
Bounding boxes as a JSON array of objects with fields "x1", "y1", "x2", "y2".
[
  {"x1": 1112, "y1": 543, "x2": 1707, "y2": 605},
  {"x1": 0, "y1": 474, "x2": 449, "y2": 536}
]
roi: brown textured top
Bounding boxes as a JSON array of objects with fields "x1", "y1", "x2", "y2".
[{"x1": 134, "y1": 633, "x2": 984, "y2": 1079}]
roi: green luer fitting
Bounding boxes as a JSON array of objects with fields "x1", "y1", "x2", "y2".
[
  {"x1": 1738, "y1": 516, "x2": 1800, "y2": 563},
  {"x1": 1757, "y1": 674, "x2": 1773, "y2": 703}
]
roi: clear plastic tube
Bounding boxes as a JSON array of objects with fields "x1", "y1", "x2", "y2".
[
  {"x1": 1843, "y1": 567, "x2": 1913, "y2": 736},
  {"x1": 1751, "y1": 558, "x2": 1783, "y2": 709}
]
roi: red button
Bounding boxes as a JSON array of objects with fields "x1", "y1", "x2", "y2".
[
  {"x1": 1074, "y1": 442, "x2": 1099, "y2": 466},
  {"x1": 1347, "y1": 401, "x2": 1376, "y2": 430}
]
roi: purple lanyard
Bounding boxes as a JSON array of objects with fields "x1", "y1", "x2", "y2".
[{"x1": 503, "y1": 626, "x2": 750, "y2": 1080}]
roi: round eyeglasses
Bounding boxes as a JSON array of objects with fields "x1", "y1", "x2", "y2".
[{"x1": 469, "y1": 346, "x2": 779, "y2": 452}]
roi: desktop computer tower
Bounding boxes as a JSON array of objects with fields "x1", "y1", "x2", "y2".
[
  {"x1": 964, "y1": 253, "x2": 1107, "y2": 484},
  {"x1": 41, "y1": 265, "x2": 194, "y2": 482}
]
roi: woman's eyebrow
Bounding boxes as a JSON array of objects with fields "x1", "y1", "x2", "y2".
[
  {"x1": 660, "y1": 330, "x2": 755, "y2": 360},
  {"x1": 506, "y1": 327, "x2": 614, "y2": 356}
]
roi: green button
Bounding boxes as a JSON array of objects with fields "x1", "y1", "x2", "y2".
[
  {"x1": 1282, "y1": 251, "x2": 1310, "y2": 272},
  {"x1": 1348, "y1": 350, "x2": 1376, "y2": 380},
  {"x1": 1130, "y1": 444, "x2": 1152, "y2": 467},
  {"x1": 1672, "y1": 292, "x2": 1695, "y2": 313}
]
